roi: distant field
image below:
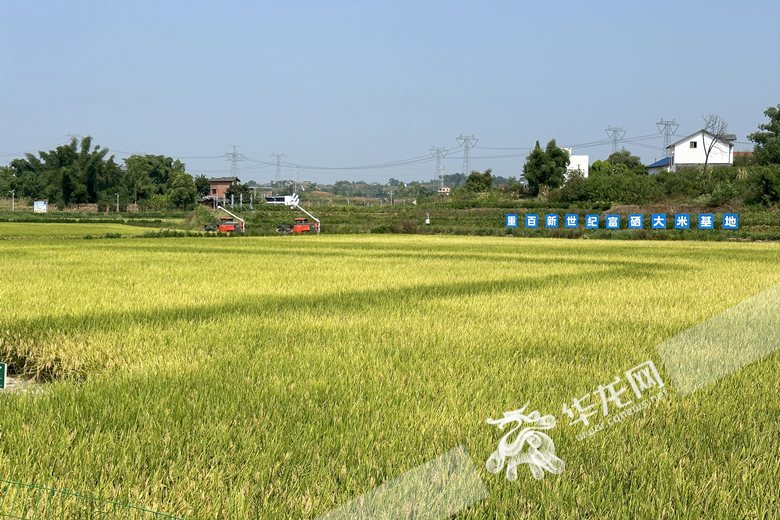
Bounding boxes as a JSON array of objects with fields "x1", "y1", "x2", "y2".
[
  {"x1": 0, "y1": 222, "x2": 153, "y2": 237},
  {"x1": 1, "y1": 236, "x2": 779, "y2": 519}
]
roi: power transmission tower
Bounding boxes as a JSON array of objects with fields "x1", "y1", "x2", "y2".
[
  {"x1": 224, "y1": 145, "x2": 246, "y2": 177},
  {"x1": 292, "y1": 166, "x2": 299, "y2": 193},
  {"x1": 605, "y1": 126, "x2": 626, "y2": 153},
  {"x1": 456, "y1": 135, "x2": 478, "y2": 175},
  {"x1": 429, "y1": 146, "x2": 448, "y2": 188},
  {"x1": 270, "y1": 153, "x2": 287, "y2": 183},
  {"x1": 656, "y1": 118, "x2": 679, "y2": 157}
]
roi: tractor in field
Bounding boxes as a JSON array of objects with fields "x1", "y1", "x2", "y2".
[
  {"x1": 276, "y1": 217, "x2": 319, "y2": 234},
  {"x1": 204, "y1": 206, "x2": 245, "y2": 233},
  {"x1": 275, "y1": 194, "x2": 321, "y2": 234}
]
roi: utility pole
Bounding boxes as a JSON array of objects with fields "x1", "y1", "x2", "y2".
[
  {"x1": 224, "y1": 145, "x2": 246, "y2": 178},
  {"x1": 10, "y1": 190, "x2": 14, "y2": 212},
  {"x1": 656, "y1": 118, "x2": 679, "y2": 157},
  {"x1": 115, "y1": 192, "x2": 119, "y2": 213},
  {"x1": 429, "y1": 146, "x2": 448, "y2": 188},
  {"x1": 270, "y1": 153, "x2": 287, "y2": 183},
  {"x1": 605, "y1": 126, "x2": 626, "y2": 154},
  {"x1": 456, "y1": 135, "x2": 478, "y2": 175},
  {"x1": 293, "y1": 165, "x2": 299, "y2": 193}
]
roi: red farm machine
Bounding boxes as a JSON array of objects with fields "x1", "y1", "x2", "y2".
[
  {"x1": 204, "y1": 206, "x2": 245, "y2": 233},
  {"x1": 275, "y1": 194, "x2": 321, "y2": 234}
]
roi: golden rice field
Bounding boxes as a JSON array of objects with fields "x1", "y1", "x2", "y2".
[{"x1": 1, "y1": 235, "x2": 779, "y2": 519}]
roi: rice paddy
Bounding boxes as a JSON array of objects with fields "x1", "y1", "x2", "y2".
[{"x1": 1, "y1": 235, "x2": 779, "y2": 519}]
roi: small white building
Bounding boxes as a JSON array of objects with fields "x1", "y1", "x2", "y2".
[
  {"x1": 646, "y1": 157, "x2": 671, "y2": 175},
  {"x1": 438, "y1": 186, "x2": 451, "y2": 195},
  {"x1": 668, "y1": 130, "x2": 736, "y2": 172},
  {"x1": 563, "y1": 148, "x2": 589, "y2": 178}
]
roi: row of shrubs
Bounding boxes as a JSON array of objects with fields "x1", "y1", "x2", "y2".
[{"x1": 551, "y1": 165, "x2": 780, "y2": 207}]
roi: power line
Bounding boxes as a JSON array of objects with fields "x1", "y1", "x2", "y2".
[{"x1": 252, "y1": 154, "x2": 434, "y2": 171}]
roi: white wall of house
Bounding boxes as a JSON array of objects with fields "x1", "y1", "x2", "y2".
[
  {"x1": 670, "y1": 131, "x2": 733, "y2": 171},
  {"x1": 563, "y1": 148, "x2": 589, "y2": 178},
  {"x1": 647, "y1": 164, "x2": 670, "y2": 175}
]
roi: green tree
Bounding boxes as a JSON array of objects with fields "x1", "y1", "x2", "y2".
[
  {"x1": 123, "y1": 163, "x2": 156, "y2": 203},
  {"x1": 123, "y1": 154, "x2": 185, "y2": 196},
  {"x1": 746, "y1": 165, "x2": 780, "y2": 205},
  {"x1": 748, "y1": 104, "x2": 780, "y2": 165},
  {"x1": 0, "y1": 166, "x2": 17, "y2": 194},
  {"x1": 607, "y1": 148, "x2": 644, "y2": 172},
  {"x1": 225, "y1": 182, "x2": 251, "y2": 200},
  {"x1": 167, "y1": 171, "x2": 198, "y2": 209},
  {"x1": 522, "y1": 140, "x2": 569, "y2": 195},
  {"x1": 194, "y1": 174, "x2": 211, "y2": 197},
  {"x1": 590, "y1": 160, "x2": 632, "y2": 176},
  {"x1": 462, "y1": 169, "x2": 493, "y2": 192},
  {"x1": 8, "y1": 136, "x2": 116, "y2": 205},
  {"x1": 149, "y1": 193, "x2": 171, "y2": 211}
]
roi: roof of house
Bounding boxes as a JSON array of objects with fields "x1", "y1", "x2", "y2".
[
  {"x1": 209, "y1": 177, "x2": 240, "y2": 183},
  {"x1": 668, "y1": 130, "x2": 737, "y2": 149},
  {"x1": 647, "y1": 157, "x2": 671, "y2": 168}
]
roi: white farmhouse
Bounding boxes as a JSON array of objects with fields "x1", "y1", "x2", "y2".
[
  {"x1": 563, "y1": 148, "x2": 589, "y2": 178},
  {"x1": 668, "y1": 130, "x2": 736, "y2": 172}
]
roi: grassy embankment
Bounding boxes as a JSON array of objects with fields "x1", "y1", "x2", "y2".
[{"x1": 1, "y1": 196, "x2": 779, "y2": 240}]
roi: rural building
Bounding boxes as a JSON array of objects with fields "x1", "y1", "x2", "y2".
[
  {"x1": 209, "y1": 177, "x2": 241, "y2": 198},
  {"x1": 438, "y1": 186, "x2": 451, "y2": 195},
  {"x1": 563, "y1": 148, "x2": 589, "y2": 178},
  {"x1": 646, "y1": 157, "x2": 672, "y2": 175},
  {"x1": 668, "y1": 130, "x2": 736, "y2": 172}
]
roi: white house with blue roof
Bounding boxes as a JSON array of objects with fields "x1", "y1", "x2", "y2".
[{"x1": 646, "y1": 157, "x2": 671, "y2": 175}]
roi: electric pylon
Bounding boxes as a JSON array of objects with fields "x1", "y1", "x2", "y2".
[
  {"x1": 656, "y1": 119, "x2": 679, "y2": 157},
  {"x1": 455, "y1": 135, "x2": 478, "y2": 175},
  {"x1": 605, "y1": 126, "x2": 626, "y2": 153},
  {"x1": 224, "y1": 145, "x2": 246, "y2": 177},
  {"x1": 429, "y1": 146, "x2": 448, "y2": 188},
  {"x1": 270, "y1": 153, "x2": 287, "y2": 183}
]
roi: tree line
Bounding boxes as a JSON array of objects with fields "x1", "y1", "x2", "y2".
[
  {"x1": 0, "y1": 137, "x2": 213, "y2": 210},
  {"x1": 3, "y1": 105, "x2": 778, "y2": 210},
  {"x1": 512, "y1": 105, "x2": 780, "y2": 207}
]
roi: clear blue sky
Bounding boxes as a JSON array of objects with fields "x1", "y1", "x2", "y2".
[{"x1": 1, "y1": 0, "x2": 778, "y2": 184}]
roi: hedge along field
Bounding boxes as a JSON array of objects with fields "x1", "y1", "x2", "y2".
[
  {"x1": 1, "y1": 236, "x2": 779, "y2": 519},
  {"x1": 0, "y1": 221, "x2": 150, "y2": 238}
]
